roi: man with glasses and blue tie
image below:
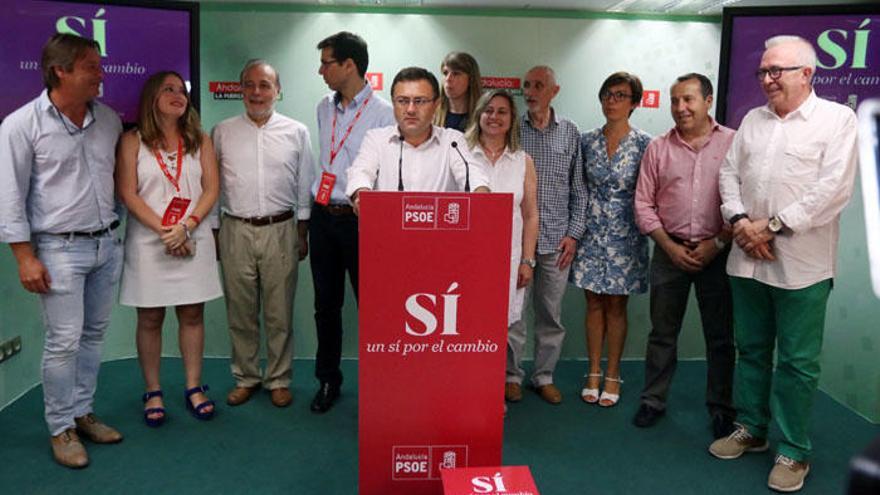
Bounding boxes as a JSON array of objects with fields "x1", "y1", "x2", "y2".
[
  {"x1": 0, "y1": 33, "x2": 123, "y2": 469},
  {"x1": 346, "y1": 66, "x2": 490, "y2": 208},
  {"x1": 708, "y1": 35, "x2": 858, "y2": 493}
]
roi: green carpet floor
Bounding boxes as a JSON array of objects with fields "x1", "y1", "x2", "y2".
[{"x1": 0, "y1": 358, "x2": 876, "y2": 494}]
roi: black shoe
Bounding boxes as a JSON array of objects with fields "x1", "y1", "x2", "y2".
[
  {"x1": 632, "y1": 403, "x2": 665, "y2": 428},
  {"x1": 711, "y1": 414, "x2": 736, "y2": 439},
  {"x1": 310, "y1": 382, "x2": 340, "y2": 413}
]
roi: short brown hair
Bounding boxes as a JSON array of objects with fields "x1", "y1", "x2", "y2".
[
  {"x1": 599, "y1": 71, "x2": 643, "y2": 116},
  {"x1": 41, "y1": 33, "x2": 100, "y2": 89}
]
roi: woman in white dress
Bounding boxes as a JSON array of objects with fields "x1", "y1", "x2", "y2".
[
  {"x1": 116, "y1": 71, "x2": 222, "y2": 426},
  {"x1": 465, "y1": 90, "x2": 538, "y2": 416}
]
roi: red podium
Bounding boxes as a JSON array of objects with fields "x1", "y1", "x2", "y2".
[{"x1": 358, "y1": 191, "x2": 512, "y2": 495}]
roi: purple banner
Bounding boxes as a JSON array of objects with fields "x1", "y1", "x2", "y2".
[
  {"x1": 724, "y1": 12, "x2": 879, "y2": 129},
  {"x1": 1, "y1": 0, "x2": 193, "y2": 123}
]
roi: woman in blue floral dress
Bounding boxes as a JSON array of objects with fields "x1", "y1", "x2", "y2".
[{"x1": 570, "y1": 72, "x2": 651, "y2": 407}]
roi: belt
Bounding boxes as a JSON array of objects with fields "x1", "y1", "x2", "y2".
[
  {"x1": 56, "y1": 220, "x2": 120, "y2": 238},
  {"x1": 226, "y1": 210, "x2": 294, "y2": 226},
  {"x1": 320, "y1": 204, "x2": 354, "y2": 216}
]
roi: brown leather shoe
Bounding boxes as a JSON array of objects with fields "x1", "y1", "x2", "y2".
[
  {"x1": 536, "y1": 384, "x2": 563, "y2": 405},
  {"x1": 270, "y1": 387, "x2": 293, "y2": 408},
  {"x1": 226, "y1": 385, "x2": 260, "y2": 406},
  {"x1": 74, "y1": 414, "x2": 123, "y2": 444},
  {"x1": 504, "y1": 382, "x2": 523, "y2": 402},
  {"x1": 50, "y1": 428, "x2": 89, "y2": 469}
]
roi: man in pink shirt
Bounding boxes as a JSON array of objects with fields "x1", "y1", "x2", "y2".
[{"x1": 632, "y1": 73, "x2": 736, "y2": 439}]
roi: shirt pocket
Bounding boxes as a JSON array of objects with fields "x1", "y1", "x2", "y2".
[{"x1": 781, "y1": 144, "x2": 822, "y2": 183}]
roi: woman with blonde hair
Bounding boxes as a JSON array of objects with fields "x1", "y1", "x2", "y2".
[
  {"x1": 466, "y1": 89, "x2": 538, "y2": 416},
  {"x1": 435, "y1": 51, "x2": 482, "y2": 132},
  {"x1": 116, "y1": 71, "x2": 222, "y2": 426}
]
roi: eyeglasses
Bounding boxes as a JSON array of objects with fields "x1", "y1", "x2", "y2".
[
  {"x1": 393, "y1": 97, "x2": 436, "y2": 108},
  {"x1": 600, "y1": 90, "x2": 633, "y2": 102},
  {"x1": 754, "y1": 66, "x2": 803, "y2": 81},
  {"x1": 319, "y1": 58, "x2": 338, "y2": 68}
]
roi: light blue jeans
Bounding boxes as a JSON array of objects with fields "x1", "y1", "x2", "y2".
[{"x1": 34, "y1": 232, "x2": 122, "y2": 435}]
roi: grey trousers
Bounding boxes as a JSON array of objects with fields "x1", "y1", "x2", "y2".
[
  {"x1": 219, "y1": 216, "x2": 298, "y2": 389},
  {"x1": 639, "y1": 243, "x2": 735, "y2": 418},
  {"x1": 506, "y1": 252, "x2": 569, "y2": 387}
]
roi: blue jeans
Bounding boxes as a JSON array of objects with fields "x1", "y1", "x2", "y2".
[{"x1": 34, "y1": 233, "x2": 122, "y2": 435}]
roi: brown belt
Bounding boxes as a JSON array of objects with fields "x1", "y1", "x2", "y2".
[
  {"x1": 225, "y1": 210, "x2": 294, "y2": 226},
  {"x1": 321, "y1": 204, "x2": 354, "y2": 216}
]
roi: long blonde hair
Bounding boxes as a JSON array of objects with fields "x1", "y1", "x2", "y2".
[
  {"x1": 464, "y1": 89, "x2": 521, "y2": 153},
  {"x1": 137, "y1": 71, "x2": 202, "y2": 154}
]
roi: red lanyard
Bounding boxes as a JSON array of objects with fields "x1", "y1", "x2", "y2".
[
  {"x1": 154, "y1": 138, "x2": 184, "y2": 192},
  {"x1": 329, "y1": 94, "x2": 371, "y2": 167}
]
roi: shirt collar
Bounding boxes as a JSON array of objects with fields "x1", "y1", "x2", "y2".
[
  {"x1": 334, "y1": 81, "x2": 373, "y2": 111},
  {"x1": 668, "y1": 117, "x2": 721, "y2": 144},
  {"x1": 760, "y1": 90, "x2": 818, "y2": 121},
  {"x1": 523, "y1": 107, "x2": 559, "y2": 129},
  {"x1": 40, "y1": 89, "x2": 97, "y2": 128},
  {"x1": 242, "y1": 110, "x2": 276, "y2": 128},
  {"x1": 388, "y1": 125, "x2": 442, "y2": 147}
]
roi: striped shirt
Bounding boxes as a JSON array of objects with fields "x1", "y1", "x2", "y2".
[{"x1": 519, "y1": 109, "x2": 586, "y2": 254}]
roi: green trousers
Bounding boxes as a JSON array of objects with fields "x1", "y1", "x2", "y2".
[{"x1": 730, "y1": 276, "x2": 831, "y2": 462}]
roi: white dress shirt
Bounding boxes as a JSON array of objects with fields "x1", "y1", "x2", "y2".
[
  {"x1": 212, "y1": 112, "x2": 315, "y2": 221},
  {"x1": 345, "y1": 125, "x2": 489, "y2": 196},
  {"x1": 719, "y1": 91, "x2": 858, "y2": 289},
  {"x1": 0, "y1": 90, "x2": 121, "y2": 242}
]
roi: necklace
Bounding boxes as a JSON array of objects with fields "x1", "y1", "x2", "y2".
[{"x1": 482, "y1": 144, "x2": 505, "y2": 161}]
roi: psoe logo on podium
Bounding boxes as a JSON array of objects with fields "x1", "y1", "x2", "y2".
[
  {"x1": 401, "y1": 196, "x2": 470, "y2": 231},
  {"x1": 392, "y1": 444, "x2": 469, "y2": 480}
]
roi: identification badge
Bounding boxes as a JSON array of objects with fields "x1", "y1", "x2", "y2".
[
  {"x1": 315, "y1": 171, "x2": 336, "y2": 206},
  {"x1": 162, "y1": 197, "x2": 192, "y2": 226}
]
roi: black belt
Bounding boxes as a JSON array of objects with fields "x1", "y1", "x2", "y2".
[
  {"x1": 57, "y1": 220, "x2": 120, "y2": 238},
  {"x1": 320, "y1": 204, "x2": 355, "y2": 216},
  {"x1": 226, "y1": 210, "x2": 294, "y2": 226}
]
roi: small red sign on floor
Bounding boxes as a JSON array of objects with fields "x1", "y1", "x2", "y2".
[{"x1": 441, "y1": 466, "x2": 540, "y2": 495}]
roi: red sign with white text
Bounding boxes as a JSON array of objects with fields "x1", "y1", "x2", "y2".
[
  {"x1": 441, "y1": 466, "x2": 540, "y2": 495},
  {"x1": 481, "y1": 77, "x2": 521, "y2": 90},
  {"x1": 359, "y1": 191, "x2": 512, "y2": 495},
  {"x1": 366, "y1": 72, "x2": 384, "y2": 91},
  {"x1": 641, "y1": 90, "x2": 661, "y2": 108}
]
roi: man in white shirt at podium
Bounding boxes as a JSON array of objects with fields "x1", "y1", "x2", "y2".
[{"x1": 346, "y1": 67, "x2": 489, "y2": 208}]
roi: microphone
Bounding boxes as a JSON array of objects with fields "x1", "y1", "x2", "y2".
[
  {"x1": 450, "y1": 141, "x2": 470, "y2": 192},
  {"x1": 397, "y1": 135, "x2": 404, "y2": 192}
]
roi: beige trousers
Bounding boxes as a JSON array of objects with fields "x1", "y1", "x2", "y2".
[{"x1": 219, "y1": 216, "x2": 298, "y2": 389}]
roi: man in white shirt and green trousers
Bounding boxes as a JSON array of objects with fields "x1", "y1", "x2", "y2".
[{"x1": 709, "y1": 35, "x2": 858, "y2": 493}]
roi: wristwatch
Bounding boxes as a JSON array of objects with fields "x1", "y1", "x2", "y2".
[
  {"x1": 520, "y1": 258, "x2": 536, "y2": 268},
  {"x1": 768, "y1": 216, "x2": 785, "y2": 234},
  {"x1": 728, "y1": 213, "x2": 749, "y2": 226}
]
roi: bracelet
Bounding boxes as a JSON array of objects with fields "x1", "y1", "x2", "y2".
[{"x1": 189, "y1": 214, "x2": 201, "y2": 227}]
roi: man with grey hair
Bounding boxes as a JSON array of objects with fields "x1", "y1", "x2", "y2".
[
  {"x1": 507, "y1": 65, "x2": 586, "y2": 405},
  {"x1": 708, "y1": 35, "x2": 858, "y2": 492},
  {"x1": 0, "y1": 33, "x2": 123, "y2": 468},
  {"x1": 212, "y1": 59, "x2": 315, "y2": 408}
]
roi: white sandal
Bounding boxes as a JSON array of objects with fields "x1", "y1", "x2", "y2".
[
  {"x1": 599, "y1": 376, "x2": 623, "y2": 408},
  {"x1": 581, "y1": 373, "x2": 602, "y2": 404}
]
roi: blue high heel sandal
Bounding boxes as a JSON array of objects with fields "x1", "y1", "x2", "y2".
[
  {"x1": 142, "y1": 390, "x2": 166, "y2": 427},
  {"x1": 184, "y1": 385, "x2": 215, "y2": 420}
]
